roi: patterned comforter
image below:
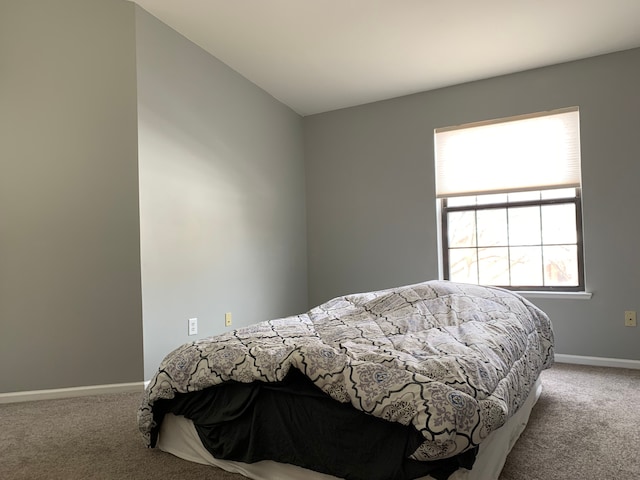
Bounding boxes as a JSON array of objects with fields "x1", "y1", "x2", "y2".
[{"x1": 138, "y1": 280, "x2": 554, "y2": 461}]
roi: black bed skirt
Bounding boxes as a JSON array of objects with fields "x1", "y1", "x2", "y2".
[{"x1": 151, "y1": 368, "x2": 477, "y2": 480}]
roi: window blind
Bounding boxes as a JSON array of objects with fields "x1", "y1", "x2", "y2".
[{"x1": 434, "y1": 107, "x2": 581, "y2": 198}]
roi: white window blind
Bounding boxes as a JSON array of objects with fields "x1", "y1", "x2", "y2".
[{"x1": 435, "y1": 107, "x2": 581, "y2": 198}]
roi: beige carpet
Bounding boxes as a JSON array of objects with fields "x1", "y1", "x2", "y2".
[
  {"x1": 500, "y1": 363, "x2": 640, "y2": 480},
  {"x1": 0, "y1": 363, "x2": 638, "y2": 480}
]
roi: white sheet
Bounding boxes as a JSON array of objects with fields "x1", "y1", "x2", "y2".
[{"x1": 157, "y1": 377, "x2": 542, "y2": 480}]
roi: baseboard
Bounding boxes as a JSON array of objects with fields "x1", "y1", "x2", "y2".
[
  {"x1": 555, "y1": 353, "x2": 640, "y2": 370},
  {"x1": 0, "y1": 382, "x2": 145, "y2": 404},
  {"x1": 2, "y1": 355, "x2": 637, "y2": 404}
]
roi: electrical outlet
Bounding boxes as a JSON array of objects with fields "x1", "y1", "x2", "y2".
[
  {"x1": 225, "y1": 312, "x2": 232, "y2": 327},
  {"x1": 624, "y1": 311, "x2": 636, "y2": 327},
  {"x1": 188, "y1": 317, "x2": 198, "y2": 335}
]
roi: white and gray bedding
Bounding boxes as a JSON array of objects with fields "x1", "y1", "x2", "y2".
[{"x1": 138, "y1": 280, "x2": 553, "y2": 470}]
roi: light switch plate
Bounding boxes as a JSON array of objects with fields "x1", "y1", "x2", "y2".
[{"x1": 188, "y1": 317, "x2": 198, "y2": 335}]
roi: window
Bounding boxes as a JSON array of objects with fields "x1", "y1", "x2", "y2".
[{"x1": 435, "y1": 107, "x2": 584, "y2": 291}]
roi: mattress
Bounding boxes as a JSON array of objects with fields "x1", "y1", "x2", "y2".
[{"x1": 157, "y1": 376, "x2": 543, "y2": 480}]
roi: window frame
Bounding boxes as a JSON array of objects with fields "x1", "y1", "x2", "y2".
[{"x1": 440, "y1": 188, "x2": 585, "y2": 292}]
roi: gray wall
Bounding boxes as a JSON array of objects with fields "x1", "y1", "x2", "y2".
[
  {"x1": 2, "y1": 1, "x2": 636, "y2": 394},
  {"x1": 135, "y1": 8, "x2": 308, "y2": 379},
  {"x1": 304, "y1": 48, "x2": 640, "y2": 361},
  {"x1": 0, "y1": 0, "x2": 143, "y2": 393}
]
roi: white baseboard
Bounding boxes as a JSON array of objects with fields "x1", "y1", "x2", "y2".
[
  {"x1": 2, "y1": 355, "x2": 638, "y2": 404},
  {"x1": 555, "y1": 353, "x2": 640, "y2": 370},
  {"x1": 0, "y1": 382, "x2": 145, "y2": 404}
]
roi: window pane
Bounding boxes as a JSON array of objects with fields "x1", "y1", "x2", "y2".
[
  {"x1": 544, "y1": 245, "x2": 579, "y2": 286},
  {"x1": 448, "y1": 211, "x2": 476, "y2": 247},
  {"x1": 508, "y1": 206, "x2": 541, "y2": 246},
  {"x1": 447, "y1": 195, "x2": 476, "y2": 207},
  {"x1": 477, "y1": 193, "x2": 508, "y2": 205},
  {"x1": 541, "y1": 188, "x2": 576, "y2": 200},
  {"x1": 449, "y1": 248, "x2": 478, "y2": 284},
  {"x1": 542, "y1": 204, "x2": 577, "y2": 244},
  {"x1": 476, "y1": 209, "x2": 508, "y2": 246},
  {"x1": 509, "y1": 246, "x2": 543, "y2": 285},
  {"x1": 508, "y1": 191, "x2": 540, "y2": 202},
  {"x1": 478, "y1": 247, "x2": 510, "y2": 285}
]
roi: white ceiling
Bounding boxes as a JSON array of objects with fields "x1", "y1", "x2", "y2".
[{"x1": 132, "y1": 0, "x2": 640, "y2": 116}]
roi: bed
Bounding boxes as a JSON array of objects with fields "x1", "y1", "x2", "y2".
[{"x1": 138, "y1": 280, "x2": 554, "y2": 480}]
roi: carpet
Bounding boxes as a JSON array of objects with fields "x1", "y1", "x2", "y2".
[{"x1": 1, "y1": 363, "x2": 638, "y2": 480}]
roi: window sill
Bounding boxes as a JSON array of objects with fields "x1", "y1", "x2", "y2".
[{"x1": 519, "y1": 291, "x2": 592, "y2": 300}]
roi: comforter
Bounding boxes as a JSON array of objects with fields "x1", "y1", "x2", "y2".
[{"x1": 138, "y1": 280, "x2": 554, "y2": 461}]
